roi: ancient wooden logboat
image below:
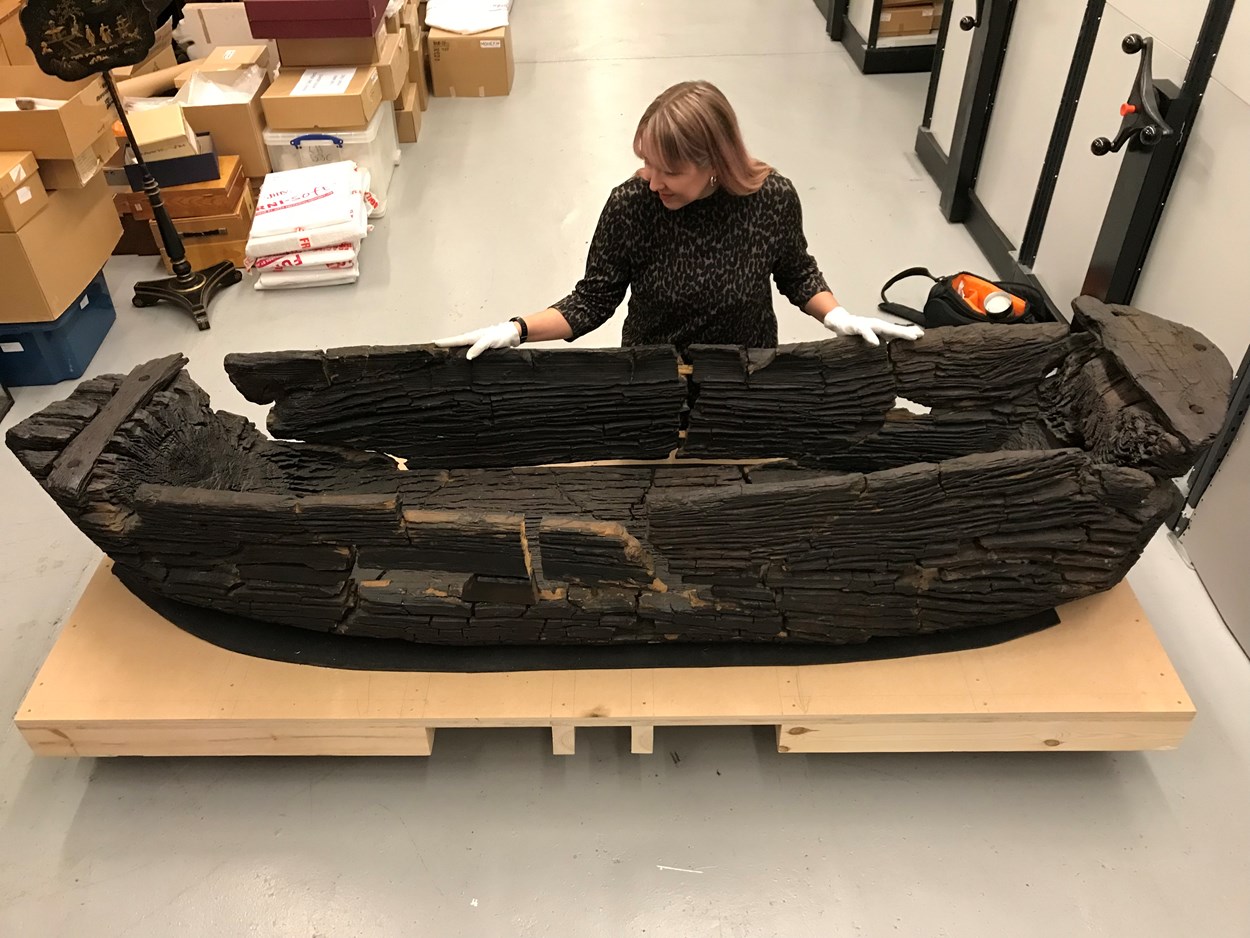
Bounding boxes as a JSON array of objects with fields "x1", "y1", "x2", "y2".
[{"x1": 5, "y1": 297, "x2": 1231, "y2": 646}]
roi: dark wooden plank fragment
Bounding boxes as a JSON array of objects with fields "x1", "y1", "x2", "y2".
[
  {"x1": 384, "y1": 509, "x2": 532, "y2": 578},
  {"x1": 1042, "y1": 301, "x2": 1232, "y2": 476},
  {"x1": 1071, "y1": 296, "x2": 1231, "y2": 447},
  {"x1": 46, "y1": 355, "x2": 188, "y2": 501},
  {"x1": 225, "y1": 344, "x2": 686, "y2": 467},
  {"x1": 683, "y1": 341, "x2": 895, "y2": 459},
  {"x1": 538, "y1": 518, "x2": 657, "y2": 588}
]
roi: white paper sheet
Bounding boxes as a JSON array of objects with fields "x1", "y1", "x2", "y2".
[{"x1": 290, "y1": 68, "x2": 356, "y2": 97}]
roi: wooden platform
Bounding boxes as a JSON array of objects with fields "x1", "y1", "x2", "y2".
[{"x1": 15, "y1": 562, "x2": 1195, "y2": 757}]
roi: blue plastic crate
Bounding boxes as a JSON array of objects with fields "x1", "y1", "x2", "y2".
[{"x1": 0, "y1": 272, "x2": 116, "y2": 388}]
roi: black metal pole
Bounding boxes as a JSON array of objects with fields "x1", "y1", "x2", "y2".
[{"x1": 101, "y1": 69, "x2": 196, "y2": 287}]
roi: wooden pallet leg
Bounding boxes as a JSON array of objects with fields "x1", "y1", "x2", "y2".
[
  {"x1": 630, "y1": 725, "x2": 654, "y2": 754},
  {"x1": 552, "y1": 725, "x2": 576, "y2": 755},
  {"x1": 415, "y1": 727, "x2": 436, "y2": 756}
]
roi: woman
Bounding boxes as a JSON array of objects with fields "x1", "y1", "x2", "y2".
[{"x1": 437, "y1": 80, "x2": 921, "y2": 359}]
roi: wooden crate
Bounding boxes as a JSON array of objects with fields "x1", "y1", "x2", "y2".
[
  {"x1": 149, "y1": 186, "x2": 254, "y2": 273},
  {"x1": 113, "y1": 155, "x2": 244, "y2": 221},
  {"x1": 16, "y1": 561, "x2": 1195, "y2": 757}
]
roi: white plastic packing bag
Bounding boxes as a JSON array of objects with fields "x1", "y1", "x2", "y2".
[
  {"x1": 251, "y1": 241, "x2": 359, "y2": 272},
  {"x1": 424, "y1": 0, "x2": 511, "y2": 34},
  {"x1": 255, "y1": 266, "x2": 361, "y2": 290}
]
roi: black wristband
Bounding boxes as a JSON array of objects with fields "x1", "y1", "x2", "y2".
[{"x1": 509, "y1": 317, "x2": 529, "y2": 343}]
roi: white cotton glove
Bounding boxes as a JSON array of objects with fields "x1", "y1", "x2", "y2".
[
  {"x1": 434, "y1": 321, "x2": 522, "y2": 360},
  {"x1": 822, "y1": 306, "x2": 924, "y2": 347}
]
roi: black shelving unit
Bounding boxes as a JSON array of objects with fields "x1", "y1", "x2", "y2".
[{"x1": 836, "y1": 0, "x2": 940, "y2": 74}]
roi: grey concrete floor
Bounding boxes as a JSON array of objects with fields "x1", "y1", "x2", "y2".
[{"x1": 2, "y1": 1, "x2": 1248, "y2": 935}]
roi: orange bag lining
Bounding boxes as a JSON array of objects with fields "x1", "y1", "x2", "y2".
[{"x1": 951, "y1": 273, "x2": 1028, "y2": 317}]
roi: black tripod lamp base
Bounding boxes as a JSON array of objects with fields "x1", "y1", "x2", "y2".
[{"x1": 131, "y1": 262, "x2": 243, "y2": 331}]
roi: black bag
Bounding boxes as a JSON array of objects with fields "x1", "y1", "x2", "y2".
[{"x1": 878, "y1": 267, "x2": 1047, "y2": 328}]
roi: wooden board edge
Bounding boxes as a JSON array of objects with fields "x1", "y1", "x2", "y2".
[
  {"x1": 17, "y1": 721, "x2": 436, "y2": 758},
  {"x1": 775, "y1": 715, "x2": 1195, "y2": 753}
]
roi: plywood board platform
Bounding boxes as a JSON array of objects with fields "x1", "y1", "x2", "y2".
[{"x1": 16, "y1": 562, "x2": 1195, "y2": 757}]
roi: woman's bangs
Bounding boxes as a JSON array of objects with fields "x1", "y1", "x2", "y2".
[{"x1": 635, "y1": 111, "x2": 695, "y2": 173}]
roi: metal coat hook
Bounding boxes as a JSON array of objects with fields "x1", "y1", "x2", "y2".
[
  {"x1": 1091, "y1": 34, "x2": 1175, "y2": 155},
  {"x1": 960, "y1": 0, "x2": 985, "y2": 30}
]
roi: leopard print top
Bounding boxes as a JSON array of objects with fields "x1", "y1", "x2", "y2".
[{"x1": 552, "y1": 172, "x2": 830, "y2": 349}]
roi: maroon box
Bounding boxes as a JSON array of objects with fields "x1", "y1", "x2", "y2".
[{"x1": 244, "y1": 0, "x2": 387, "y2": 39}]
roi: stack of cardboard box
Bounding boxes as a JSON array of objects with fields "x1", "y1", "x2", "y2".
[
  {"x1": 113, "y1": 155, "x2": 253, "y2": 273},
  {"x1": 395, "y1": 0, "x2": 428, "y2": 140},
  {"x1": 878, "y1": 0, "x2": 943, "y2": 38},
  {"x1": 0, "y1": 59, "x2": 123, "y2": 384},
  {"x1": 250, "y1": 0, "x2": 417, "y2": 148}
]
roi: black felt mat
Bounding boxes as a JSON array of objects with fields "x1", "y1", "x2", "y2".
[{"x1": 123, "y1": 579, "x2": 1062, "y2": 673}]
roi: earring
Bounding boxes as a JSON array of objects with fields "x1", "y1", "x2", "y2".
[{"x1": 710, "y1": 174, "x2": 718, "y2": 188}]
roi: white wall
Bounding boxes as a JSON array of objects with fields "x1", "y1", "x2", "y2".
[
  {"x1": 1134, "y1": 80, "x2": 1250, "y2": 361},
  {"x1": 847, "y1": 0, "x2": 876, "y2": 42},
  {"x1": 927, "y1": 0, "x2": 978, "y2": 154},
  {"x1": 974, "y1": 1, "x2": 1087, "y2": 246}
]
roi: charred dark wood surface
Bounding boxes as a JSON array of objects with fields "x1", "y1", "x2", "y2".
[
  {"x1": 1040, "y1": 298, "x2": 1234, "y2": 477},
  {"x1": 225, "y1": 345, "x2": 686, "y2": 468},
  {"x1": 4, "y1": 300, "x2": 1233, "y2": 646}
]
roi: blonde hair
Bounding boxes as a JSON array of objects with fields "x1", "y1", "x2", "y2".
[{"x1": 633, "y1": 81, "x2": 772, "y2": 196}]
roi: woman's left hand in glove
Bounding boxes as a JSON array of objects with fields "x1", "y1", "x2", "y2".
[{"x1": 822, "y1": 306, "x2": 923, "y2": 346}]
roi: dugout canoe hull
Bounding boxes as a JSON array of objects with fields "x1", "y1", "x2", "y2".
[{"x1": 5, "y1": 297, "x2": 1231, "y2": 645}]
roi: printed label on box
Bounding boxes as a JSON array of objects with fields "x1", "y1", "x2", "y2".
[
  {"x1": 9, "y1": 165, "x2": 23, "y2": 184},
  {"x1": 17, "y1": 186, "x2": 31, "y2": 204},
  {"x1": 291, "y1": 68, "x2": 357, "y2": 97},
  {"x1": 1, "y1": 342, "x2": 23, "y2": 354},
  {"x1": 480, "y1": 39, "x2": 501, "y2": 48},
  {"x1": 222, "y1": 49, "x2": 236, "y2": 59}
]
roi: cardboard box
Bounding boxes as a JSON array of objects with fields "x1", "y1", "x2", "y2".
[
  {"x1": 149, "y1": 185, "x2": 255, "y2": 244},
  {"x1": 878, "y1": 4, "x2": 938, "y2": 36},
  {"x1": 400, "y1": 13, "x2": 419, "y2": 55},
  {"x1": 261, "y1": 66, "x2": 383, "y2": 131},
  {"x1": 178, "y1": 2, "x2": 280, "y2": 63},
  {"x1": 276, "y1": 24, "x2": 385, "y2": 66},
  {"x1": 203, "y1": 43, "x2": 273, "y2": 72},
  {"x1": 0, "y1": 150, "x2": 48, "y2": 231},
  {"x1": 0, "y1": 69, "x2": 113, "y2": 160},
  {"x1": 385, "y1": 10, "x2": 402, "y2": 33},
  {"x1": 0, "y1": 174, "x2": 121, "y2": 323},
  {"x1": 113, "y1": 155, "x2": 244, "y2": 221},
  {"x1": 37, "y1": 128, "x2": 118, "y2": 190},
  {"x1": 181, "y1": 72, "x2": 272, "y2": 178},
  {"x1": 407, "y1": 23, "x2": 428, "y2": 110},
  {"x1": 394, "y1": 80, "x2": 420, "y2": 144},
  {"x1": 154, "y1": 235, "x2": 247, "y2": 274},
  {"x1": 112, "y1": 44, "x2": 179, "y2": 81},
  {"x1": 128, "y1": 105, "x2": 200, "y2": 161},
  {"x1": 375, "y1": 30, "x2": 409, "y2": 101},
  {"x1": 245, "y1": 0, "x2": 387, "y2": 40},
  {"x1": 126, "y1": 61, "x2": 207, "y2": 96},
  {"x1": 429, "y1": 26, "x2": 513, "y2": 97},
  {"x1": 0, "y1": 0, "x2": 34, "y2": 67}
]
